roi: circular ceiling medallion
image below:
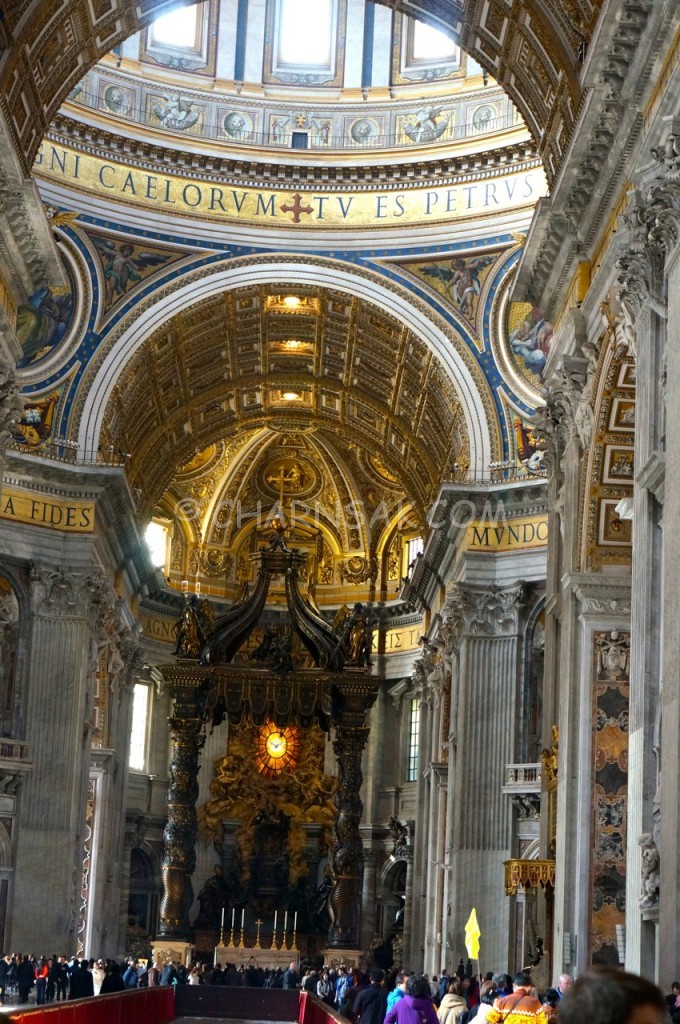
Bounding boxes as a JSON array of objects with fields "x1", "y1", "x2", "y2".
[
  {"x1": 254, "y1": 721, "x2": 300, "y2": 777},
  {"x1": 259, "y1": 455, "x2": 320, "y2": 499}
]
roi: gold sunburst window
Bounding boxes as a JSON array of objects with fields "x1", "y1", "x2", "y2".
[{"x1": 255, "y1": 721, "x2": 301, "y2": 777}]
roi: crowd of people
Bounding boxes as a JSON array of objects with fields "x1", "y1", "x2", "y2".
[
  {"x1": 0, "y1": 952, "x2": 674, "y2": 1023},
  {"x1": 281, "y1": 963, "x2": 671, "y2": 1024}
]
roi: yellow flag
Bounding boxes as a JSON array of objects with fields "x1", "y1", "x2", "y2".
[{"x1": 465, "y1": 907, "x2": 481, "y2": 959}]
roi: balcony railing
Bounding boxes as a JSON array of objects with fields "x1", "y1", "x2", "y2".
[
  {"x1": 502, "y1": 762, "x2": 542, "y2": 794},
  {"x1": 0, "y1": 740, "x2": 31, "y2": 763},
  {"x1": 7, "y1": 441, "x2": 129, "y2": 468},
  {"x1": 65, "y1": 89, "x2": 522, "y2": 154}
]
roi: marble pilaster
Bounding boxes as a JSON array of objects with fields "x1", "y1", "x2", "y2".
[
  {"x1": 625, "y1": 298, "x2": 664, "y2": 977},
  {"x1": 445, "y1": 582, "x2": 526, "y2": 973},
  {"x1": 405, "y1": 672, "x2": 431, "y2": 969},
  {"x1": 659, "y1": 231, "x2": 680, "y2": 989},
  {"x1": 11, "y1": 569, "x2": 111, "y2": 951},
  {"x1": 555, "y1": 574, "x2": 631, "y2": 977}
]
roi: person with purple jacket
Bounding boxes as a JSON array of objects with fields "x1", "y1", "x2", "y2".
[{"x1": 385, "y1": 974, "x2": 440, "y2": 1024}]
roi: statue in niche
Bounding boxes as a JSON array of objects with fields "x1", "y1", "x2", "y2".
[
  {"x1": 388, "y1": 817, "x2": 409, "y2": 858},
  {"x1": 173, "y1": 595, "x2": 214, "y2": 659},
  {"x1": 194, "y1": 864, "x2": 230, "y2": 930},
  {"x1": 639, "y1": 833, "x2": 660, "y2": 909},
  {"x1": 346, "y1": 603, "x2": 372, "y2": 667},
  {"x1": 541, "y1": 725, "x2": 559, "y2": 785}
]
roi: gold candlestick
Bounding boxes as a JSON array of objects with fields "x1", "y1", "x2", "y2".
[
  {"x1": 270, "y1": 928, "x2": 278, "y2": 950},
  {"x1": 219, "y1": 927, "x2": 226, "y2": 947},
  {"x1": 291, "y1": 928, "x2": 299, "y2": 951},
  {"x1": 238, "y1": 925, "x2": 245, "y2": 948},
  {"x1": 255, "y1": 918, "x2": 263, "y2": 949},
  {"x1": 227, "y1": 927, "x2": 235, "y2": 948}
]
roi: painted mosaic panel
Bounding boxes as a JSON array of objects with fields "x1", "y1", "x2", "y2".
[
  {"x1": 87, "y1": 230, "x2": 188, "y2": 316},
  {"x1": 403, "y1": 251, "x2": 498, "y2": 330},
  {"x1": 591, "y1": 630, "x2": 629, "y2": 966},
  {"x1": 506, "y1": 301, "x2": 554, "y2": 384}
]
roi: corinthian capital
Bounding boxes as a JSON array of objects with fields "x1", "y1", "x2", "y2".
[
  {"x1": 0, "y1": 355, "x2": 23, "y2": 448},
  {"x1": 463, "y1": 582, "x2": 527, "y2": 637},
  {"x1": 30, "y1": 566, "x2": 110, "y2": 619},
  {"x1": 531, "y1": 364, "x2": 584, "y2": 473}
]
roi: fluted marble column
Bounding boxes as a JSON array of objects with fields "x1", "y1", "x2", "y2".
[{"x1": 445, "y1": 583, "x2": 526, "y2": 972}]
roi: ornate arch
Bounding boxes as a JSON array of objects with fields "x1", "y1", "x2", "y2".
[{"x1": 74, "y1": 255, "x2": 496, "y2": 475}]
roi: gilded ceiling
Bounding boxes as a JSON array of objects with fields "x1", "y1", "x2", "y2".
[
  {"x1": 1, "y1": 0, "x2": 604, "y2": 184},
  {"x1": 101, "y1": 284, "x2": 469, "y2": 527}
]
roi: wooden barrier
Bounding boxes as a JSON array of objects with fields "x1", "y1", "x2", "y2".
[
  {"x1": 173, "y1": 984, "x2": 300, "y2": 1019},
  {"x1": 0, "y1": 988, "x2": 175, "y2": 1024},
  {"x1": 298, "y1": 992, "x2": 346, "y2": 1024}
]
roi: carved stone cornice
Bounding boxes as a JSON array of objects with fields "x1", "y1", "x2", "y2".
[
  {"x1": 46, "y1": 116, "x2": 541, "y2": 192},
  {"x1": 564, "y1": 571, "x2": 631, "y2": 617},
  {"x1": 514, "y1": 0, "x2": 660, "y2": 314},
  {"x1": 0, "y1": 109, "x2": 65, "y2": 300}
]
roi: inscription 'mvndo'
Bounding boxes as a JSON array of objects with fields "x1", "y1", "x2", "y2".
[{"x1": 467, "y1": 516, "x2": 548, "y2": 552}]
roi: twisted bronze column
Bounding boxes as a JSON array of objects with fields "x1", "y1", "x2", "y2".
[
  {"x1": 327, "y1": 724, "x2": 369, "y2": 949},
  {"x1": 157, "y1": 685, "x2": 205, "y2": 939}
]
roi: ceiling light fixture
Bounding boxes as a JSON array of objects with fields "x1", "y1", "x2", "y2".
[
  {"x1": 282, "y1": 296, "x2": 301, "y2": 308},
  {"x1": 282, "y1": 391, "x2": 302, "y2": 401}
]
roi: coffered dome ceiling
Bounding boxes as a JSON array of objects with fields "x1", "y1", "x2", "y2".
[{"x1": 101, "y1": 283, "x2": 467, "y2": 602}]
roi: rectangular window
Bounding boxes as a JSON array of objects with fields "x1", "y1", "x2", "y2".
[
  {"x1": 129, "y1": 683, "x2": 150, "y2": 772},
  {"x1": 150, "y1": 6, "x2": 200, "y2": 50},
  {"x1": 407, "y1": 536, "x2": 424, "y2": 567},
  {"x1": 278, "y1": 0, "x2": 333, "y2": 67},
  {"x1": 411, "y1": 19, "x2": 457, "y2": 62},
  {"x1": 407, "y1": 697, "x2": 420, "y2": 781}
]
